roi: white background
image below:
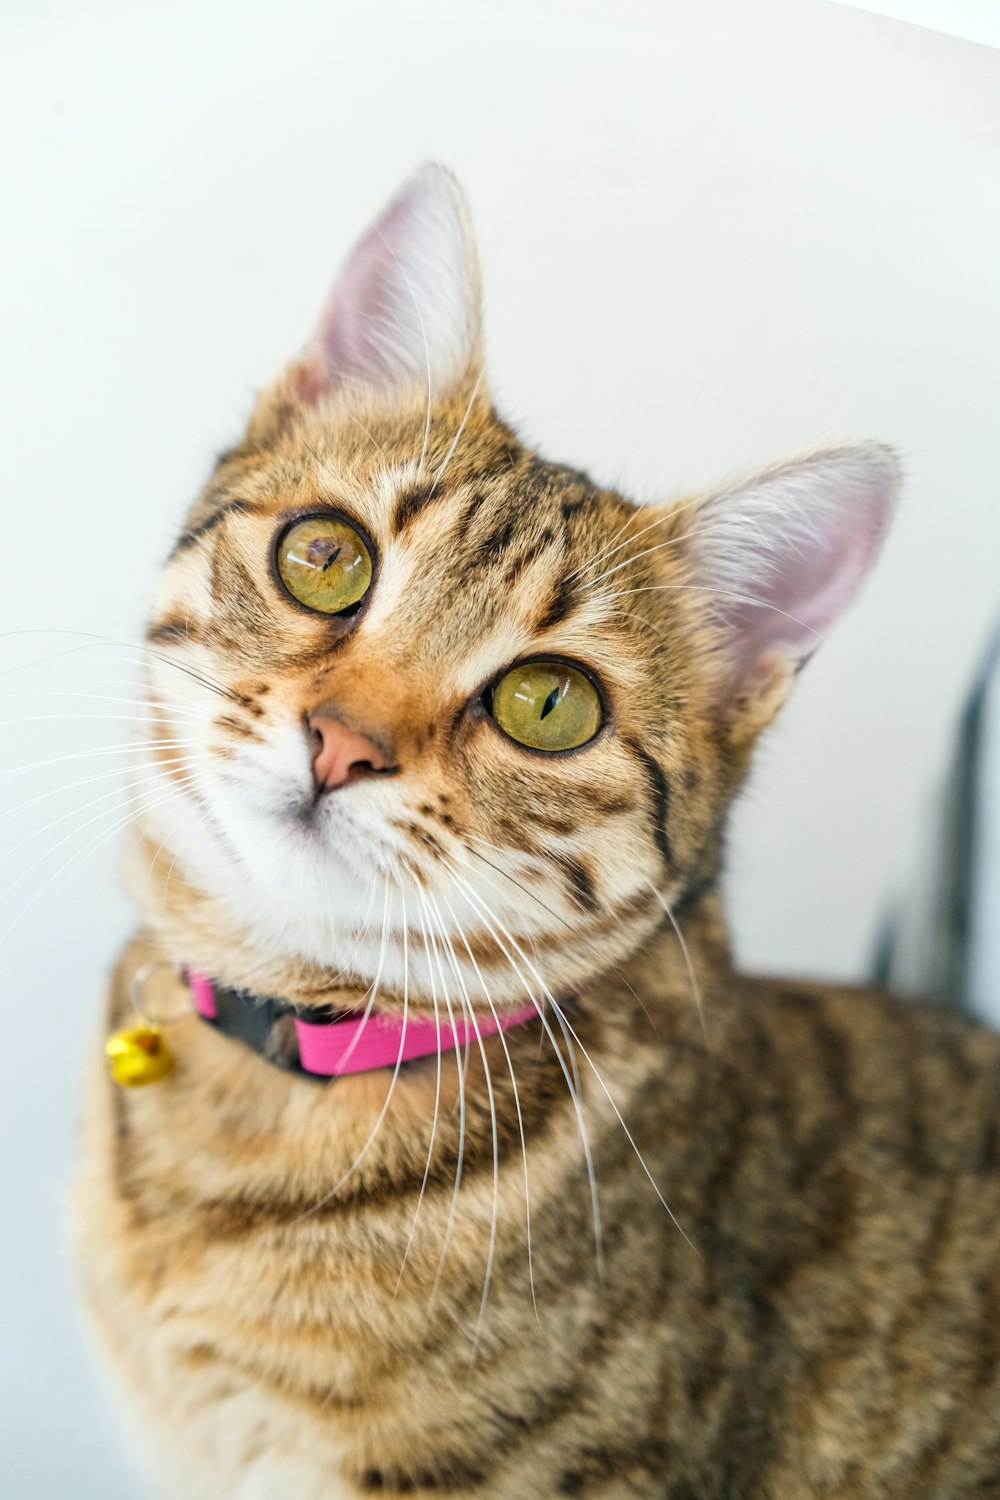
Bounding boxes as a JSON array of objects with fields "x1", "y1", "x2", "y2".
[
  {"x1": 836, "y1": 0, "x2": 1000, "y2": 48},
  {"x1": 1, "y1": 0, "x2": 998, "y2": 1492}
]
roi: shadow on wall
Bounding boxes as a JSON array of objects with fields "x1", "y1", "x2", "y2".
[{"x1": 877, "y1": 617, "x2": 1000, "y2": 1029}]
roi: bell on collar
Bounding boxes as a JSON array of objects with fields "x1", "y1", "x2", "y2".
[{"x1": 105, "y1": 1024, "x2": 173, "y2": 1087}]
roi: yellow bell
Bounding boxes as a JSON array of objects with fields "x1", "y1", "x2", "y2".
[{"x1": 105, "y1": 1024, "x2": 173, "y2": 1087}]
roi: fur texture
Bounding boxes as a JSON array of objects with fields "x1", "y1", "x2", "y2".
[{"x1": 74, "y1": 168, "x2": 1000, "y2": 1498}]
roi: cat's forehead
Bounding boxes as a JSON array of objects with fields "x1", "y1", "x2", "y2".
[
  {"x1": 241, "y1": 428, "x2": 610, "y2": 534},
  {"x1": 195, "y1": 410, "x2": 629, "y2": 597},
  {"x1": 167, "y1": 413, "x2": 639, "y2": 702}
]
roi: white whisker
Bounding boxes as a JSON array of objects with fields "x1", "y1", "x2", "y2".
[
  {"x1": 425, "y1": 888, "x2": 500, "y2": 1353},
  {"x1": 448, "y1": 862, "x2": 699, "y2": 1259},
  {"x1": 443, "y1": 860, "x2": 604, "y2": 1274},
  {"x1": 0, "y1": 774, "x2": 201, "y2": 950},
  {"x1": 417, "y1": 884, "x2": 468, "y2": 1310},
  {"x1": 438, "y1": 887, "x2": 540, "y2": 1329},
  {"x1": 430, "y1": 365, "x2": 485, "y2": 496},
  {"x1": 395, "y1": 878, "x2": 445, "y2": 1295},
  {"x1": 0, "y1": 754, "x2": 211, "y2": 868},
  {"x1": 291, "y1": 880, "x2": 413, "y2": 1224},
  {"x1": 646, "y1": 879, "x2": 709, "y2": 1049}
]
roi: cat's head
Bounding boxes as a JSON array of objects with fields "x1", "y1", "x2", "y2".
[{"x1": 133, "y1": 165, "x2": 898, "y2": 1010}]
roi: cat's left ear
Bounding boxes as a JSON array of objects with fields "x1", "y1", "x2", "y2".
[
  {"x1": 283, "y1": 164, "x2": 483, "y2": 412},
  {"x1": 648, "y1": 443, "x2": 901, "y2": 742}
]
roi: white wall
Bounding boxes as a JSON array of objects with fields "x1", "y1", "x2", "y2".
[
  {"x1": 836, "y1": 0, "x2": 1000, "y2": 47},
  {"x1": 1, "y1": 0, "x2": 998, "y2": 1491}
]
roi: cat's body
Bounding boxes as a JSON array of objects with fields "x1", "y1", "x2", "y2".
[
  {"x1": 78, "y1": 922, "x2": 1000, "y2": 1499},
  {"x1": 74, "y1": 168, "x2": 1000, "y2": 1496}
]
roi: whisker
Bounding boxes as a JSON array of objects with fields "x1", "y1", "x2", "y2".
[
  {"x1": 142, "y1": 774, "x2": 206, "y2": 888},
  {"x1": 430, "y1": 365, "x2": 485, "y2": 496},
  {"x1": 425, "y1": 889, "x2": 501, "y2": 1353},
  {"x1": 0, "y1": 738, "x2": 202, "y2": 785},
  {"x1": 646, "y1": 879, "x2": 709, "y2": 1049},
  {"x1": 443, "y1": 860, "x2": 604, "y2": 1274},
  {"x1": 565, "y1": 490, "x2": 707, "y2": 584},
  {"x1": 417, "y1": 884, "x2": 468, "y2": 1310},
  {"x1": 0, "y1": 761, "x2": 204, "y2": 914},
  {"x1": 290, "y1": 881, "x2": 414, "y2": 1225},
  {"x1": 0, "y1": 630, "x2": 238, "y2": 700},
  {"x1": 345, "y1": 413, "x2": 389, "y2": 465},
  {"x1": 0, "y1": 753, "x2": 205, "y2": 834},
  {"x1": 0, "y1": 774, "x2": 202, "y2": 951},
  {"x1": 0, "y1": 712, "x2": 201, "y2": 731},
  {"x1": 448, "y1": 863, "x2": 701, "y2": 1259},
  {"x1": 544, "y1": 988, "x2": 700, "y2": 1256},
  {"x1": 438, "y1": 887, "x2": 540, "y2": 1329},
  {"x1": 611, "y1": 583, "x2": 826, "y2": 642},
  {"x1": 584, "y1": 525, "x2": 716, "y2": 588},
  {"x1": 0, "y1": 754, "x2": 210, "y2": 868},
  {"x1": 323, "y1": 881, "x2": 391, "y2": 1076},
  {"x1": 0, "y1": 689, "x2": 202, "y2": 719},
  {"x1": 395, "y1": 879, "x2": 445, "y2": 1295},
  {"x1": 465, "y1": 839, "x2": 659, "y2": 1035},
  {"x1": 316, "y1": 869, "x2": 380, "y2": 993}
]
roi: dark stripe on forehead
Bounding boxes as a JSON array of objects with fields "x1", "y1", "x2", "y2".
[
  {"x1": 503, "y1": 529, "x2": 556, "y2": 587},
  {"x1": 391, "y1": 482, "x2": 438, "y2": 535},
  {"x1": 453, "y1": 488, "x2": 489, "y2": 547},
  {"x1": 624, "y1": 736, "x2": 672, "y2": 869},
  {"x1": 171, "y1": 498, "x2": 259, "y2": 556},
  {"x1": 537, "y1": 574, "x2": 579, "y2": 631},
  {"x1": 474, "y1": 514, "x2": 518, "y2": 564}
]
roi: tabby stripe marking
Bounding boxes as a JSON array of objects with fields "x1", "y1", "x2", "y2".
[
  {"x1": 146, "y1": 617, "x2": 202, "y2": 645},
  {"x1": 624, "y1": 736, "x2": 671, "y2": 868},
  {"x1": 171, "y1": 497, "x2": 259, "y2": 555},
  {"x1": 391, "y1": 483, "x2": 438, "y2": 534}
]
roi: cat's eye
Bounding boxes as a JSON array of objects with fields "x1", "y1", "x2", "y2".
[
  {"x1": 275, "y1": 516, "x2": 373, "y2": 615},
  {"x1": 488, "y1": 660, "x2": 603, "y2": 753}
]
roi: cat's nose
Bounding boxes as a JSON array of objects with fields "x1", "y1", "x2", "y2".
[{"x1": 307, "y1": 712, "x2": 392, "y2": 792}]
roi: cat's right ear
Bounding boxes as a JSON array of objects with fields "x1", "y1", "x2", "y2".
[
  {"x1": 637, "y1": 443, "x2": 900, "y2": 748},
  {"x1": 257, "y1": 165, "x2": 483, "y2": 428}
]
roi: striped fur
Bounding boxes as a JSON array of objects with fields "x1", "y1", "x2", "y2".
[{"x1": 74, "y1": 173, "x2": 1000, "y2": 1497}]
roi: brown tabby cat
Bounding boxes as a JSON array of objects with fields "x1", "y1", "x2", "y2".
[{"x1": 74, "y1": 167, "x2": 1000, "y2": 1499}]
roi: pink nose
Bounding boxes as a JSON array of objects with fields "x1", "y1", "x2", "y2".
[{"x1": 308, "y1": 713, "x2": 391, "y2": 791}]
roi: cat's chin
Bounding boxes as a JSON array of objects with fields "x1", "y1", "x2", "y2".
[{"x1": 205, "y1": 784, "x2": 381, "y2": 929}]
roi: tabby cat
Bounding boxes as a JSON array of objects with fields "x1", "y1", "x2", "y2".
[{"x1": 74, "y1": 167, "x2": 1000, "y2": 1498}]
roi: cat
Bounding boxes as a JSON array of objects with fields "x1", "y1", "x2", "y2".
[{"x1": 74, "y1": 165, "x2": 1000, "y2": 1499}]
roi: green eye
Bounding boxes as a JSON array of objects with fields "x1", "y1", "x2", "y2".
[
  {"x1": 489, "y1": 661, "x2": 603, "y2": 752},
  {"x1": 276, "y1": 516, "x2": 373, "y2": 615}
]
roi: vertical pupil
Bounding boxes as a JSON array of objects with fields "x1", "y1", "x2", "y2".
[
  {"x1": 539, "y1": 686, "x2": 561, "y2": 720},
  {"x1": 321, "y1": 543, "x2": 343, "y2": 571}
]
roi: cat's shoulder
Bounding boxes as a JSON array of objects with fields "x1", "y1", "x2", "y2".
[{"x1": 723, "y1": 973, "x2": 1000, "y2": 1173}]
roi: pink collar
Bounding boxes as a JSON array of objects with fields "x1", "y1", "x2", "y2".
[{"x1": 187, "y1": 969, "x2": 538, "y2": 1079}]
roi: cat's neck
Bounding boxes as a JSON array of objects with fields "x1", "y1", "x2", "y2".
[{"x1": 126, "y1": 821, "x2": 734, "y2": 1023}]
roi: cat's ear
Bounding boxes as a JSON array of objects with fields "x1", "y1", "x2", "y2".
[
  {"x1": 285, "y1": 164, "x2": 482, "y2": 411},
  {"x1": 664, "y1": 444, "x2": 900, "y2": 739}
]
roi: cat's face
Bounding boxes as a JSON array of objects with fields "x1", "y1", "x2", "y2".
[{"x1": 133, "y1": 167, "x2": 898, "y2": 1010}]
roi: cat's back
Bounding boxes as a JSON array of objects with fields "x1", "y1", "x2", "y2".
[
  {"x1": 741, "y1": 974, "x2": 1000, "y2": 1184},
  {"x1": 678, "y1": 972, "x2": 1000, "y2": 1497}
]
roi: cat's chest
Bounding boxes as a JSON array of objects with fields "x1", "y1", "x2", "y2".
[{"x1": 146, "y1": 1373, "x2": 357, "y2": 1500}]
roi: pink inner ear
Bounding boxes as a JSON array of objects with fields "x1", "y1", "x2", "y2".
[
  {"x1": 305, "y1": 166, "x2": 479, "y2": 400},
  {"x1": 318, "y1": 199, "x2": 421, "y2": 387},
  {"x1": 699, "y1": 446, "x2": 899, "y2": 687}
]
